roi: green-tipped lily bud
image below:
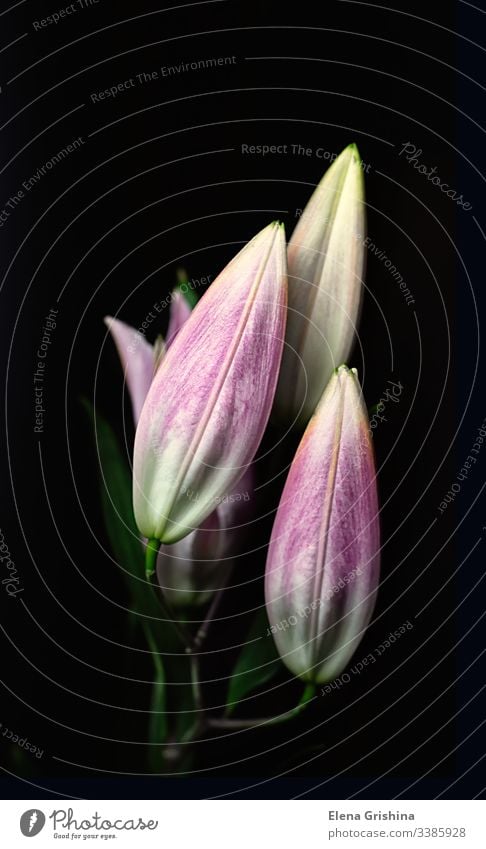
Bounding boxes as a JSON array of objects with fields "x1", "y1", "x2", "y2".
[{"x1": 274, "y1": 144, "x2": 366, "y2": 426}]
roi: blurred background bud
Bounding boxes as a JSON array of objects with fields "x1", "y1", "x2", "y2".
[{"x1": 156, "y1": 467, "x2": 254, "y2": 607}]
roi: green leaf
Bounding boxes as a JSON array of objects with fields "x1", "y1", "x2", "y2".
[
  {"x1": 144, "y1": 623, "x2": 168, "y2": 761},
  {"x1": 82, "y1": 400, "x2": 199, "y2": 759},
  {"x1": 82, "y1": 399, "x2": 157, "y2": 617},
  {"x1": 226, "y1": 609, "x2": 284, "y2": 715},
  {"x1": 175, "y1": 268, "x2": 198, "y2": 308}
]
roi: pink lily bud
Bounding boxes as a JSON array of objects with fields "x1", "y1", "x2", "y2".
[
  {"x1": 133, "y1": 222, "x2": 287, "y2": 545},
  {"x1": 265, "y1": 365, "x2": 380, "y2": 683},
  {"x1": 156, "y1": 467, "x2": 254, "y2": 607},
  {"x1": 274, "y1": 144, "x2": 366, "y2": 426},
  {"x1": 105, "y1": 300, "x2": 255, "y2": 604}
]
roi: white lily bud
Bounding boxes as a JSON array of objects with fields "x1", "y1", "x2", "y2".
[{"x1": 274, "y1": 144, "x2": 366, "y2": 426}]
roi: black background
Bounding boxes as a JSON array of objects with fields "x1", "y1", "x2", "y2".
[{"x1": 0, "y1": 0, "x2": 485, "y2": 799}]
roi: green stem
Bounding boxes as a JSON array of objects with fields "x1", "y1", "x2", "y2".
[
  {"x1": 186, "y1": 646, "x2": 203, "y2": 713},
  {"x1": 191, "y1": 578, "x2": 228, "y2": 651},
  {"x1": 208, "y1": 682, "x2": 316, "y2": 730},
  {"x1": 186, "y1": 574, "x2": 233, "y2": 718},
  {"x1": 145, "y1": 539, "x2": 191, "y2": 647},
  {"x1": 145, "y1": 538, "x2": 205, "y2": 767},
  {"x1": 145, "y1": 537, "x2": 160, "y2": 579}
]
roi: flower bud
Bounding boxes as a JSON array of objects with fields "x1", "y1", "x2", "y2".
[
  {"x1": 105, "y1": 297, "x2": 255, "y2": 604},
  {"x1": 156, "y1": 468, "x2": 254, "y2": 607},
  {"x1": 265, "y1": 365, "x2": 380, "y2": 683},
  {"x1": 133, "y1": 222, "x2": 287, "y2": 544},
  {"x1": 274, "y1": 144, "x2": 366, "y2": 426}
]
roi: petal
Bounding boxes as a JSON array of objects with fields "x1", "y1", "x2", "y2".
[
  {"x1": 166, "y1": 289, "x2": 193, "y2": 348},
  {"x1": 104, "y1": 316, "x2": 154, "y2": 425}
]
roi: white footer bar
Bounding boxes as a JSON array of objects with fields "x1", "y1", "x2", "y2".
[{"x1": 3, "y1": 799, "x2": 485, "y2": 848}]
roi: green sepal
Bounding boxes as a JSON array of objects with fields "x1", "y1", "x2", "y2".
[{"x1": 175, "y1": 268, "x2": 198, "y2": 308}]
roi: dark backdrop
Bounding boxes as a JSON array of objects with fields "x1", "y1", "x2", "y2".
[{"x1": 0, "y1": 0, "x2": 484, "y2": 799}]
